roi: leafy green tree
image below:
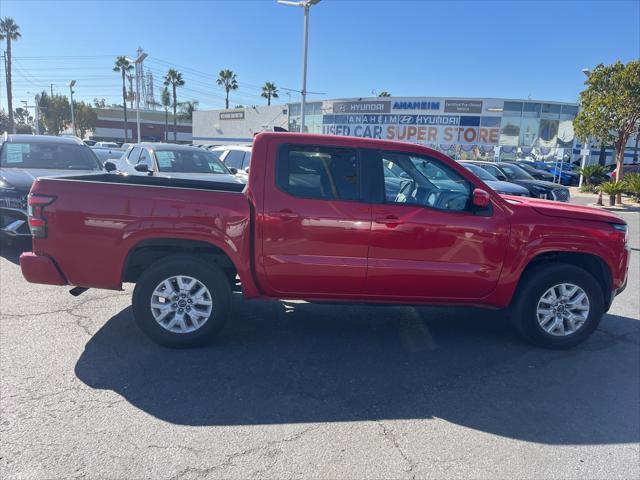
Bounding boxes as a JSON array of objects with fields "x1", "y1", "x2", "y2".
[
  {"x1": 93, "y1": 98, "x2": 107, "y2": 108},
  {"x1": 0, "y1": 17, "x2": 21, "y2": 134},
  {"x1": 217, "y1": 69, "x2": 238, "y2": 109},
  {"x1": 261, "y1": 82, "x2": 279, "y2": 106},
  {"x1": 13, "y1": 107, "x2": 33, "y2": 133},
  {"x1": 163, "y1": 69, "x2": 185, "y2": 142},
  {"x1": 178, "y1": 100, "x2": 198, "y2": 121},
  {"x1": 0, "y1": 109, "x2": 10, "y2": 133},
  {"x1": 113, "y1": 56, "x2": 133, "y2": 142},
  {"x1": 39, "y1": 92, "x2": 71, "y2": 135},
  {"x1": 74, "y1": 101, "x2": 97, "y2": 138},
  {"x1": 574, "y1": 61, "x2": 640, "y2": 201},
  {"x1": 161, "y1": 86, "x2": 171, "y2": 142},
  {"x1": 378, "y1": 91, "x2": 391, "y2": 97}
]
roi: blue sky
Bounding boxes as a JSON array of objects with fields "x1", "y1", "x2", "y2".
[{"x1": 1, "y1": 0, "x2": 639, "y2": 111}]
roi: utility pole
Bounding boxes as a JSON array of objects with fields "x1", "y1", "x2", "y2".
[
  {"x1": 69, "y1": 80, "x2": 76, "y2": 137},
  {"x1": 50, "y1": 83, "x2": 54, "y2": 97}
]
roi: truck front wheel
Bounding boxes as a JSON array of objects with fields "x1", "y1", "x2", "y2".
[
  {"x1": 132, "y1": 254, "x2": 231, "y2": 348},
  {"x1": 510, "y1": 264, "x2": 604, "y2": 349}
]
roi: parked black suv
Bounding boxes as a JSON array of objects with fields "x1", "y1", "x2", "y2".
[{"x1": 0, "y1": 134, "x2": 103, "y2": 238}]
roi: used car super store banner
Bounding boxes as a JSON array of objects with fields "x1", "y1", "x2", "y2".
[{"x1": 321, "y1": 98, "x2": 501, "y2": 145}]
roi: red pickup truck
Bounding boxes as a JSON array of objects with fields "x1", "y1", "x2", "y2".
[{"x1": 20, "y1": 133, "x2": 629, "y2": 349}]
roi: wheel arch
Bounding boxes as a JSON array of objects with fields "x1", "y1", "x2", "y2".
[
  {"x1": 517, "y1": 251, "x2": 612, "y2": 309},
  {"x1": 122, "y1": 237, "x2": 240, "y2": 287}
]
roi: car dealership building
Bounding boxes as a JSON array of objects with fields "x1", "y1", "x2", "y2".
[{"x1": 192, "y1": 96, "x2": 637, "y2": 163}]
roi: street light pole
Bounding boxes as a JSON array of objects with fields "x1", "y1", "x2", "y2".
[
  {"x1": 578, "y1": 68, "x2": 591, "y2": 188},
  {"x1": 68, "y1": 80, "x2": 76, "y2": 137},
  {"x1": 278, "y1": 0, "x2": 321, "y2": 133},
  {"x1": 127, "y1": 51, "x2": 148, "y2": 143}
]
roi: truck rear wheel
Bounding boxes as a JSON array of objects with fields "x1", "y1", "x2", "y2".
[
  {"x1": 132, "y1": 254, "x2": 231, "y2": 348},
  {"x1": 510, "y1": 264, "x2": 604, "y2": 349}
]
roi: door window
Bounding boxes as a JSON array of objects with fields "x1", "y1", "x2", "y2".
[
  {"x1": 276, "y1": 145, "x2": 359, "y2": 201},
  {"x1": 127, "y1": 147, "x2": 142, "y2": 164},
  {"x1": 138, "y1": 148, "x2": 152, "y2": 168},
  {"x1": 242, "y1": 151, "x2": 251, "y2": 169},
  {"x1": 224, "y1": 150, "x2": 244, "y2": 169},
  {"x1": 380, "y1": 153, "x2": 470, "y2": 211}
]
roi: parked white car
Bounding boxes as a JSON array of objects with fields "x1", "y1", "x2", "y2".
[
  {"x1": 210, "y1": 144, "x2": 252, "y2": 179},
  {"x1": 104, "y1": 143, "x2": 244, "y2": 185}
]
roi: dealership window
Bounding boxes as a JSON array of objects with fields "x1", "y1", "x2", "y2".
[
  {"x1": 503, "y1": 101, "x2": 523, "y2": 114},
  {"x1": 542, "y1": 103, "x2": 561, "y2": 118},
  {"x1": 523, "y1": 103, "x2": 541, "y2": 117},
  {"x1": 561, "y1": 105, "x2": 579, "y2": 117},
  {"x1": 499, "y1": 116, "x2": 521, "y2": 146},
  {"x1": 538, "y1": 119, "x2": 559, "y2": 147},
  {"x1": 277, "y1": 145, "x2": 359, "y2": 201},
  {"x1": 520, "y1": 118, "x2": 540, "y2": 146},
  {"x1": 557, "y1": 120, "x2": 575, "y2": 148}
]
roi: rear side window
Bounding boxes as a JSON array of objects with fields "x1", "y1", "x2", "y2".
[
  {"x1": 224, "y1": 150, "x2": 244, "y2": 169},
  {"x1": 242, "y1": 152, "x2": 251, "y2": 169},
  {"x1": 276, "y1": 145, "x2": 359, "y2": 201}
]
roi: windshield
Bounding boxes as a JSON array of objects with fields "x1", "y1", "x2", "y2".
[
  {"x1": 462, "y1": 163, "x2": 497, "y2": 181},
  {"x1": 0, "y1": 142, "x2": 103, "y2": 170},
  {"x1": 498, "y1": 163, "x2": 534, "y2": 180},
  {"x1": 154, "y1": 149, "x2": 230, "y2": 174}
]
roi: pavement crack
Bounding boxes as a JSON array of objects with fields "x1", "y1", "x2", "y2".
[{"x1": 376, "y1": 421, "x2": 417, "y2": 474}]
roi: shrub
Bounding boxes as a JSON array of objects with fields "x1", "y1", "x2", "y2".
[
  {"x1": 622, "y1": 173, "x2": 640, "y2": 201},
  {"x1": 598, "y1": 180, "x2": 626, "y2": 196},
  {"x1": 579, "y1": 183, "x2": 597, "y2": 193},
  {"x1": 578, "y1": 164, "x2": 608, "y2": 185}
]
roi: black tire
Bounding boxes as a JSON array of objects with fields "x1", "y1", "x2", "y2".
[
  {"x1": 510, "y1": 263, "x2": 604, "y2": 349},
  {"x1": 132, "y1": 254, "x2": 231, "y2": 348}
]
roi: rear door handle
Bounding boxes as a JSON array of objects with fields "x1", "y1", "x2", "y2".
[
  {"x1": 273, "y1": 209, "x2": 299, "y2": 220},
  {"x1": 374, "y1": 215, "x2": 400, "y2": 225}
]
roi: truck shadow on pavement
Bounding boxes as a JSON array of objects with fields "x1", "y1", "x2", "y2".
[{"x1": 74, "y1": 296, "x2": 640, "y2": 445}]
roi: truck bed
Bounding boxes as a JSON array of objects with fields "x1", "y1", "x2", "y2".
[{"x1": 28, "y1": 174, "x2": 252, "y2": 291}]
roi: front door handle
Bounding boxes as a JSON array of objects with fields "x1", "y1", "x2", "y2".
[
  {"x1": 374, "y1": 215, "x2": 400, "y2": 225},
  {"x1": 273, "y1": 209, "x2": 299, "y2": 220}
]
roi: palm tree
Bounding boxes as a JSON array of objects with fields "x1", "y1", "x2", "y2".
[
  {"x1": 178, "y1": 100, "x2": 199, "y2": 121},
  {"x1": 261, "y1": 82, "x2": 279, "y2": 106},
  {"x1": 217, "y1": 69, "x2": 238, "y2": 109},
  {"x1": 163, "y1": 69, "x2": 184, "y2": 142},
  {"x1": 0, "y1": 17, "x2": 21, "y2": 134},
  {"x1": 378, "y1": 91, "x2": 391, "y2": 97},
  {"x1": 161, "y1": 87, "x2": 171, "y2": 142},
  {"x1": 113, "y1": 56, "x2": 133, "y2": 142}
]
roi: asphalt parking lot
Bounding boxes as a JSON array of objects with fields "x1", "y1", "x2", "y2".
[{"x1": 1, "y1": 205, "x2": 638, "y2": 479}]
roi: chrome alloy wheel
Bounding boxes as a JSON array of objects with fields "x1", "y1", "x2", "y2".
[
  {"x1": 150, "y1": 275, "x2": 213, "y2": 334},
  {"x1": 536, "y1": 283, "x2": 590, "y2": 336}
]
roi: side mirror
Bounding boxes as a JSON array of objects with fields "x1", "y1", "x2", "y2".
[
  {"x1": 472, "y1": 188, "x2": 491, "y2": 208},
  {"x1": 228, "y1": 167, "x2": 238, "y2": 175},
  {"x1": 104, "y1": 161, "x2": 117, "y2": 172},
  {"x1": 496, "y1": 174, "x2": 507, "y2": 181},
  {"x1": 134, "y1": 163, "x2": 151, "y2": 175}
]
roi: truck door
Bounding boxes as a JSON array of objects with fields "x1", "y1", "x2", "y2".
[
  {"x1": 261, "y1": 144, "x2": 371, "y2": 296},
  {"x1": 365, "y1": 151, "x2": 509, "y2": 300}
]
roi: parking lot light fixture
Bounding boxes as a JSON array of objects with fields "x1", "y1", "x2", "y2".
[{"x1": 277, "y1": 0, "x2": 321, "y2": 133}]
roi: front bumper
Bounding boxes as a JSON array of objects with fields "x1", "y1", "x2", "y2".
[{"x1": 20, "y1": 252, "x2": 68, "y2": 286}]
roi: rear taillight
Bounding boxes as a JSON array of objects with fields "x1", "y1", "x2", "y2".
[{"x1": 27, "y1": 194, "x2": 56, "y2": 238}]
